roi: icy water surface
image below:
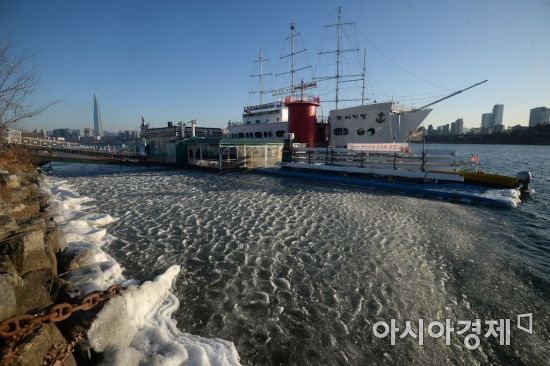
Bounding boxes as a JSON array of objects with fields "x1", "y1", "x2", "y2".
[{"x1": 49, "y1": 144, "x2": 550, "y2": 365}]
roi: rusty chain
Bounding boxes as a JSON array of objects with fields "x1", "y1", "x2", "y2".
[
  {"x1": 0, "y1": 284, "x2": 124, "y2": 339},
  {"x1": 42, "y1": 329, "x2": 85, "y2": 366}
]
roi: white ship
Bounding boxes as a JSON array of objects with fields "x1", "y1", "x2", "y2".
[
  {"x1": 227, "y1": 101, "x2": 289, "y2": 140},
  {"x1": 227, "y1": 9, "x2": 434, "y2": 146},
  {"x1": 328, "y1": 102, "x2": 431, "y2": 147}
]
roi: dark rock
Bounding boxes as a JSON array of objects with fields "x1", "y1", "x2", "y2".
[
  {"x1": 23, "y1": 218, "x2": 46, "y2": 233},
  {"x1": 37, "y1": 192, "x2": 50, "y2": 210},
  {"x1": 4, "y1": 323, "x2": 77, "y2": 366},
  {"x1": 5, "y1": 174, "x2": 20, "y2": 189},
  {"x1": 17, "y1": 269, "x2": 53, "y2": 313},
  {"x1": 0, "y1": 254, "x2": 17, "y2": 274},
  {"x1": 0, "y1": 215, "x2": 19, "y2": 241},
  {"x1": 0, "y1": 273, "x2": 19, "y2": 322},
  {"x1": 5, "y1": 229, "x2": 52, "y2": 276},
  {"x1": 58, "y1": 243, "x2": 99, "y2": 273},
  {"x1": 11, "y1": 200, "x2": 40, "y2": 222},
  {"x1": 45, "y1": 226, "x2": 65, "y2": 255},
  {"x1": 5, "y1": 186, "x2": 37, "y2": 205}
]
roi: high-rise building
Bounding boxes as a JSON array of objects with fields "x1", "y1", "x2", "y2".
[
  {"x1": 93, "y1": 93, "x2": 103, "y2": 137},
  {"x1": 441, "y1": 124, "x2": 450, "y2": 135},
  {"x1": 450, "y1": 118, "x2": 464, "y2": 135},
  {"x1": 491, "y1": 104, "x2": 504, "y2": 131},
  {"x1": 52, "y1": 128, "x2": 80, "y2": 141},
  {"x1": 480, "y1": 113, "x2": 492, "y2": 134},
  {"x1": 528, "y1": 107, "x2": 550, "y2": 127},
  {"x1": 426, "y1": 124, "x2": 434, "y2": 136}
]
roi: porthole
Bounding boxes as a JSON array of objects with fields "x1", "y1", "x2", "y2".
[
  {"x1": 333, "y1": 128, "x2": 349, "y2": 136},
  {"x1": 276, "y1": 130, "x2": 285, "y2": 137},
  {"x1": 263, "y1": 131, "x2": 268, "y2": 137},
  {"x1": 357, "y1": 128, "x2": 365, "y2": 136},
  {"x1": 238, "y1": 133, "x2": 244, "y2": 138},
  {"x1": 367, "y1": 128, "x2": 375, "y2": 136},
  {"x1": 268, "y1": 131, "x2": 273, "y2": 137},
  {"x1": 255, "y1": 132, "x2": 263, "y2": 138}
]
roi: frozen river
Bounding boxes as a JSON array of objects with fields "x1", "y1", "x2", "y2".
[{"x1": 49, "y1": 144, "x2": 550, "y2": 365}]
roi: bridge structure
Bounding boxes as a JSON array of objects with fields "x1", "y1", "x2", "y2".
[{"x1": 5, "y1": 130, "x2": 153, "y2": 166}]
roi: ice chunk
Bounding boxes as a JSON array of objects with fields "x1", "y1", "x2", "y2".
[{"x1": 88, "y1": 265, "x2": 241, "y2": 366}]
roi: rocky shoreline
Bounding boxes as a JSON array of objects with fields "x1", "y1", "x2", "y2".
[
  {"x1": 0, "y1": 162, "x2": 81, "y2": 365},
  {"x1": 0, "y1": 155, "x2": 241, "y2": 366}
]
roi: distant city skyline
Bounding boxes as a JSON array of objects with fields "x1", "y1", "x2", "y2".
[{"x1": 1, "y1": 0, "x2": 549, "y2": 131}]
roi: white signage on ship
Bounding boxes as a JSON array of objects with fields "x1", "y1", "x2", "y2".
[{"x1": 347, "y1": 143, "x2": 410, "y2": 153}]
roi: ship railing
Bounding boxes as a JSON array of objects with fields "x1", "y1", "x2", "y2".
[
  {"x1": 290, "y1": 147, "x2": 466, "y2": 172},
  {"x1": 284, "y1": 95, "x2": 320, "y2": 104}
]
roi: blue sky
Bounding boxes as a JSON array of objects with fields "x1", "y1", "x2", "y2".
[{"x1": 1, "y1": 0, "x2": 549, "y2": 131}]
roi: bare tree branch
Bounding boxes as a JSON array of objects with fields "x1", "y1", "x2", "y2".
[{"x1": 0, "y1": 42, "x2": 58, "y2": 138}]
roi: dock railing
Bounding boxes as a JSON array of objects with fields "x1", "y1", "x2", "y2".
[{"x1": 289, "y1": 146, "x2": 465, "y2": 172}]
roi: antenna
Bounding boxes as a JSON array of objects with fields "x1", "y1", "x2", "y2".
[
  {"x1": 276, "y1": 23, "x2": 311, "y2": 96},
  {"x1": 251, "y1": 50, "x2": 272, "y2": 106},
  {"x1": 314, "y1": 7, "x2": 360, "y2": 110}
]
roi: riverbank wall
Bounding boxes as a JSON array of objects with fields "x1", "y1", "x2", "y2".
[{"x1": 0, "y1": 146, "x2": 76, "y2": 365}]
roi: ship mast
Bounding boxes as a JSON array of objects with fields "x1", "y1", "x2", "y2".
[
  {"x1": 251, "y1": 49, "x2": 272, "y2": 106},
  {"x1": 276, "y1": 23, "x2": 311, "y2": 96},
  {"x1": 361, "y1": 48, "x2": 367, "y2": 106},
  {"x1": 315, "y1": 7, "x2": 361, "y2": 110}
]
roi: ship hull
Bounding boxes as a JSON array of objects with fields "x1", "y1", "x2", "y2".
[{"x1": 329, "y1": 102, "x2": 431, "y2": 147}]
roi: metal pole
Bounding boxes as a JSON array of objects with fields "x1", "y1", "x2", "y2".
[
  {"x1": 361, "y1": 48, "x2": 366, "y2": 106},
  {"x1": 259, "y1": 50, "x2": 263, "y2": 106},
  {"x1": 291, "y1": 24, "x2": 295, "y2": 95},
  {"x1": 219, "y1": 146, "x2": 222, "y2": 171},
  {"x1": 413, "y1": 79, "x2": 488, "y2": 112},
  {"x1": 335, "y1": 7, "x2": 341, "y2": 110}
]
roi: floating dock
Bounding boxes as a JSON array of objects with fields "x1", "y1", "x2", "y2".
[{"x1": 255, "y1": 167, "x2": 526, "y2": 208}]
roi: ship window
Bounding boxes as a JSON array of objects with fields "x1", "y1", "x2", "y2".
[
  {"x1": 333, "y1": 128, "x2": 349, "y2": 136},
  {"x1": 245, "y1": 133, "x2": 250, "y2": 138},
  {"x1": 357, "y1": 128, "x2": 365, "y2": 136},
  {"x1": 268, "y1": 131, "x2": 273, "y2": 137},
  {"x1": 238, "y1": 133, "x2": 244, "y2": 138},
  {"x1": 367, "y1": 128, "x2": 375, "y2": 136},
  {"x1": 276, "y1": 118, "x2": 279, "y2": 121},
  {"x1": 265, "y1": 119, "x2": 269, "y2": 123},
  {"x1": 255, "y1": 120, "x2": 260, "y2": 124},
  {"x1": 276, "y1": 130, "x2": 285, "y2": 137},
  {"x1": 255, "y1": 132, "x2": 263, "y2": 138},
  {"x1": 263, "y1": 131, "x2": 268, "y2": 137}
]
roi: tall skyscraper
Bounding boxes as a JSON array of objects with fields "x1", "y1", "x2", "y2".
[
  {"x1": 481, "y1": 113, "x2": 492, "y2": 134},
  {"x1": 93, "y1": 93, "x2": 103, "y2": 137},
  {"x1": 451, "y1": 118, "x2": 464, "y2": 135},
  {"x1": 529, "y1": 107, "x2": 550, "y2": 127},
  {"x1": 491, "y1": 104, "x2": 504, "y2": 130}
]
